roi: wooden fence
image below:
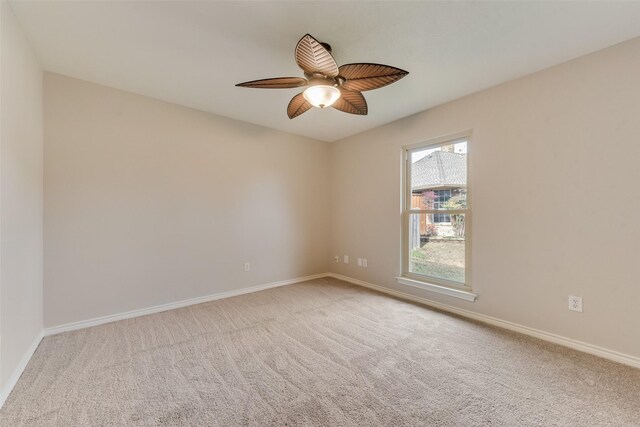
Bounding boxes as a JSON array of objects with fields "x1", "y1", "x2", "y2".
[{"x1": 411, "y1": 194, "x2": 430, "y2": 236}]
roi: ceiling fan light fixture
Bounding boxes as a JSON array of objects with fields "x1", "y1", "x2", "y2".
[{"x1": 303, "y1": 85, "x2": 341, "y2": 109}]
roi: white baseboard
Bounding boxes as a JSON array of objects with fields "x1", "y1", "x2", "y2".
[
  {"x1": 0, "y1": 331, "x2": 44, "y2": 409},
  {"x1": 44, "y1": 273, "x2": 329, "y2": 337},
  {"x1": 327, "y1": 273, "x2": 640, "y2": 370}
]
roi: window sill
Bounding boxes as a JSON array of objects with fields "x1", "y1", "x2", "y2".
[{"x1": 395, "y1": 276, "x2": 477, "y2": 302}]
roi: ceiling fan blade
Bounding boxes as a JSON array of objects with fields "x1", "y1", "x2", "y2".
[
  {"x1": 332, "y1": 89, "x2": 368, "y2": 115},
  {"x1": 295, "y1": 34, "x2": 339, "y2": 77},
  {"x1": 236, "y1": 77, "x2": 308, "y2": 89},
  {"x1": 287, "y1": 93, "x2": 312, "y2": 119},
  {"x1": 339, "y1": 63, "x2": 408, "y2": 92}
]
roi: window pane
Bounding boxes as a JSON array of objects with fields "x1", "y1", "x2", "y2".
[
  {"x1": 408, "y1": 213, "x2": 466, "y2": 284},
  {"x1": 410, "y1": 142, "x2": 467, "y2": 210}
]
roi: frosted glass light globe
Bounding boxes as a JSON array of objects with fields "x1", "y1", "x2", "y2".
[{"x1": 303, "y1": 85, "x2": 341, "y2": 109}]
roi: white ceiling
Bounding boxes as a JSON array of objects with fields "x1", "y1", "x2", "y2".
[{"x1": 10, "y1": 1, "x2": 640, "y2": 142}]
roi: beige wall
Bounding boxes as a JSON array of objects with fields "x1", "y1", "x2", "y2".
[
  {"x1": 0, "y1": 0, "x2": 44, "y2": 390},
  {"x1": 329, "y1": 37, "x2": 640, "y2": 358},
  {"x1": 44, "y1": 73, "x2": 330, "y2": 328}
]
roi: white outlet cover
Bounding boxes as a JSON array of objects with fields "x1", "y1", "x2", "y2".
[
  {"x1": 343, "y1": 255, "x2": 349, "y2": 264},
  {"x1": 568, "y1": 295, "x2": 583, "y2": 312},
  {"x1": 357, "y1": 258, "x2": 362, "y2": 266},
  {"x1": 363, "y1": 259, "x2": 368, "y2": 267},
  {"x1": 244, "y1": 262, "x2": 250, "y2": 272}
]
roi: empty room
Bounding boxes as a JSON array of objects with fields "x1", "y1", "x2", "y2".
[{"x1": 1, "y1": 0, "x2": 640, "y2": 425}]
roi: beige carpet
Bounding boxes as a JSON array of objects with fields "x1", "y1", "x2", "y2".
[{"x1": 1, "y1": 278, "x2": 639, "y2": 426}]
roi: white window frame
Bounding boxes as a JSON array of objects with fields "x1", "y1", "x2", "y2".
[{"x1": 398, "y1": 131, "x2": 477, "y2": 302}]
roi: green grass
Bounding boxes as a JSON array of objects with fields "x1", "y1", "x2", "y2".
[{"x1": 410, "y1": 240, "x2": 465, "y2": 283}]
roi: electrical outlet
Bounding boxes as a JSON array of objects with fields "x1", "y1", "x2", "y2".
[
  {"x1": 334, "y1": 255, "x2": 339, "y2": 263},
  {"x1": 568, "y1": 295, "x2": 582, "y2": 312},
  {"x1": 357, "y1": 258, "x2": 363, "y2": 267},
  {"x1": 362, "y1": 258, "x2": 368, "y2": 267},
  {"x1": 343, "y1": 255, "x2": 349, "y2": 264},
  {"x1": 244, "y1": 262, "x2": 250, "y2": 272}
]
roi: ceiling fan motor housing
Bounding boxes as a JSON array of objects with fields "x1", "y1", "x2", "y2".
[{"x1": 305, "y1": 74, "x2": 343, "y2": 88}]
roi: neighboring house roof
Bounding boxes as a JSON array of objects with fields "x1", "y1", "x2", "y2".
[{"x1": 412, "y1": 151, "x2": 466, "y2": 190}]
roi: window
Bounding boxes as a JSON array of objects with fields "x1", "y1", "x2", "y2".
[
  {"x1": 432, "y1": 190, "x2": 451, "y2": 223},
  {"x1": 400, "y1": 133, "x2": 474, "y2": 300}
]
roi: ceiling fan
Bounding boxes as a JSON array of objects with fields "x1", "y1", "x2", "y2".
[{"x1": 236, "y1": 34, "x2": 409, "y2": 119}]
